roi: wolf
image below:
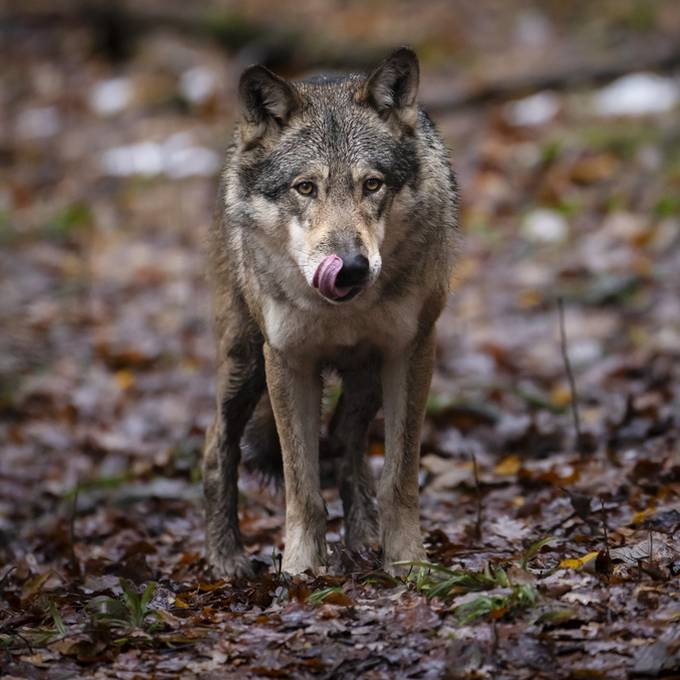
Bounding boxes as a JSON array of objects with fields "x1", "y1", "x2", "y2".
[{"x1": 203, "y1": 47, "x2": 459, "y2": 577}]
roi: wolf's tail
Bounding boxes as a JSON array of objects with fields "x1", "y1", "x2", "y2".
[
  {"x1": 240, "y1": 391, "x2": 340, "y2": 486},
  {"x1": 241, "y1": 392, "x2": 283, "y2": 481}
]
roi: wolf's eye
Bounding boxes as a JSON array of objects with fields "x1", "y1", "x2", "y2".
[
  {"x1": 364, "y1": 177, "x2": 383, "y2": 193},
  {"x1": 295, "y1": 181, "x2": 316, "y2": 196}
]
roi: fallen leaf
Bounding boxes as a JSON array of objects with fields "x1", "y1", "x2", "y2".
[{"x1": 560, "y1": 552, "x2": 599, "y2": 569}]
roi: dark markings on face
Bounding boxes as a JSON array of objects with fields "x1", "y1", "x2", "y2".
[{"x1": 238, "y1": 77, "x2": 420, "y2": 210}]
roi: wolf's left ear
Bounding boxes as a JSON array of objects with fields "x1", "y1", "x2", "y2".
[
  {"x1": 360, "y1": 47, "x2": 419, "y2": 130},
  {"x1": 238, "y1": 65, "x2": 300, "y2": 147}
]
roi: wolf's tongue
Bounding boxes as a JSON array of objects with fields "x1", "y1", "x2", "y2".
[{"x1": 312, "y1": 255, "x2": 351, "y2": 300}]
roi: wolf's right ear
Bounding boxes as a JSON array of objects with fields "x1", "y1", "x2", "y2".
[
  {"x1": 238, "y1": 65, "x2": 300, "y2": 148},
  {"x1": 359, "y1": 47, "x2": 419, "y2": 130}
]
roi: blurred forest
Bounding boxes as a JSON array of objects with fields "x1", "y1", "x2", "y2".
[{"x1": 1, "y1": 1, "x2": 680, "y2": 678}]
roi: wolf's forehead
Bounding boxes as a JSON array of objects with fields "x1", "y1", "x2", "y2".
[{"x1": 284, "y1": 108, "x2": 395, "y2": 166}]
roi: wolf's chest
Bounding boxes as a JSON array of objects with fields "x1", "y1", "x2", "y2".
[{"x1": 261, "y1": 292, "x2": 422, "y2": 358}]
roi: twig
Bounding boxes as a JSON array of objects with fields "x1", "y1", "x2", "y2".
[
  {"x1": 68, "y1": 482, "x2": 81, "y2": 577},
  {"x1": 471, "y1": 452, "x2": 483, "y2": 541},
  {"x1": 0, "y1": 566, "x2": 16, "y2": 592},
  {"x1": 600, "y1": 498, "x2": 610, "y2": 554},
  {"x1": 11, "y1": 632, "x2": 34, "y2": 656},
  {"x1": 558, "y1": 298, "x2": 585, "y2": 456},
  {"x1": 596, "y1": 498, "x2": 613, "y2": 585}
]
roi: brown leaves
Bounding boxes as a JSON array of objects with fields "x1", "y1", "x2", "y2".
[{"x1": 2, "y1": 3, "x2": 680, "y2": 679}]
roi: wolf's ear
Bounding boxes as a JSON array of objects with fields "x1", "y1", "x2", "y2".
[
  {"x1": 360, "y1": 47, "x2": 419, "y2": 130},
  {"x1": 238, "y1": 65, "x2": 300, "y2": 147}
]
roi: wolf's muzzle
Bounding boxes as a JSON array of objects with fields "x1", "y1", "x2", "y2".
[{"x1": 313, "y1": 254, "x2": 369, "y2": 302}]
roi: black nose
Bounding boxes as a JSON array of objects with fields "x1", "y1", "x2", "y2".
[{"x1": 336, "y1": 254, "x2": 369, "y2": 287}]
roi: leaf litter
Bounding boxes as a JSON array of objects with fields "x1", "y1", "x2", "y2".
[{"x1": 2, "y1": 2, "x2": 680, "y2": 678}]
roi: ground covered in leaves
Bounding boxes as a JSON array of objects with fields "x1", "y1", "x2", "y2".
[{"x1": 1, "y1": 2, "x2": 680, "y2": 678}]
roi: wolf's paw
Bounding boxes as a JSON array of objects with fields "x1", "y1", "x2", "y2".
[
  {"x1": 345, "y1": 507, "x2": 380, "y2": 552},
  {"x1": 281, "y1": 555, "x2": 325, "y2": 575},
  {"x1": 383, "y1": 537, "x2": 426, "y2": 577},
  {"x1": 207, "y1": 549, "x2": 254, "y2": 580},
  {"x1": 282, "y1": 531, "x2": 327, "y2": 575}
]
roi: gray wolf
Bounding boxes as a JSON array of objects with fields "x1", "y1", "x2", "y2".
[{"x1": 203, "y1": 47, "x2": 459, "y2": 577}]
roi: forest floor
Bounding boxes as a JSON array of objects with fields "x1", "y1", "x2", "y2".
[{"x1": 1, "y1": 3, "x2": 680, "y2": 678}]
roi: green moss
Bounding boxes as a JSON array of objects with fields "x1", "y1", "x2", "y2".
[
  {"x1": 44, "y1": 201, "x2": 93, "y2": 242},
  {"x1": 654, "y1": 195, "x2": 680, "y2": 218},
  {"x1": 580, "y1": 123, "x2": 658, "y2": 160}
]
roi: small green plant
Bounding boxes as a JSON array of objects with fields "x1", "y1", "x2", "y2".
[
  {"x1": 307, "y1": 586, "x2": 343, "y2": 606},
  {"x1": 87, "y1": 579, "x2": 161, "y2": 634},
  {"x1": 520, "y1": 536, "x2": 555, "y2": 571},
  {"x1": 654, "y1": 195, "x2": 680, "y2": 218},
  {"x1": 454, "y1": 583, "x2": 539, "y2": 623},
  {"x1": 399, "y1": 559, "x2": 542, "y2": 623},
  {"x1": 48, "y1": 599, "x2": 67, "y2": 635},
  {"x1": 400, "y1": 561, "x2": 507, "y2": 599},
  {"x1": 43, "y1": 201, "x2": 93, "y2": 243}
]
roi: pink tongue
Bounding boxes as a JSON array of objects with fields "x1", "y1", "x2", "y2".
[{"x1": 312, "y1": 255, "x2": 352, "y2": 300}]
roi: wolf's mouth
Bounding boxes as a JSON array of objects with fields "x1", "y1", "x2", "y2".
[{"x1": 312, "y1": 254, "x2": 366, "y2": 302}]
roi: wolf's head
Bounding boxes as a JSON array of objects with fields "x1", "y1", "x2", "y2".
[{"x1": 234, "y1": 48, "x2": 421, "y2": 304}]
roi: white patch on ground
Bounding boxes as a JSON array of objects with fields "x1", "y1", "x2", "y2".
[
  {"x1": 521, "y1": 208, "x2": 569, "y2": 243},
  {"x1": 179, "y1": 67, "x2": 216, "y2": 105},
  {"x1": 101, "y1": 142, "x2": 164, "y2": 177},
  {"x1": 90, "y1": 77, "x2": 132, "y2": 116},
  {"x1": 504, "y1": 91, "x2": 559, "y2": 126},
  {"x1": 100, "y1": 133, "x2": 220, "y2": 179},
  {"x1": 594, "y1": 73, "x2": 679, "y2": 116}
]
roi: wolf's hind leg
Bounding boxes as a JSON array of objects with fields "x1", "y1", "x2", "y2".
[
  {"x1": 329, "y1": 365, "x2": 381, "y2": 551},
  {"x1": 203, "y1": 341, "x2": 265, "y2": 578}
]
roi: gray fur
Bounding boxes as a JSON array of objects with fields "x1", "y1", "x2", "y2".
[{"x1": 204, "y1": 47, "x2": 459, "y2": 577}]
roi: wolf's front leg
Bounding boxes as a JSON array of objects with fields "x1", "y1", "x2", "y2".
[
  {"x1": 378, "y1": 332, "x2": 435, "y2": 574},
  {"x1": 264, "y1": 344, "x2": 326, "y2": 574},
  {"x1": 203, "y1": 348, "x2": 265, "y2": 578}
]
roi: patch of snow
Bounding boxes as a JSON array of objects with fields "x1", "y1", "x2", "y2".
[
  {"x1": 90, "y1": 77, "x2": 132, "y2": 116},
  {"x1": 569, "y1": 339, "x2": 602, "y2": 366},
  {"x1": 504, "y1": 91, "x2": 559, "y2": 126},
  {"x1": 100, "y1": 142, "x2": 164, "y2": 177},
  {"x1": 522, "y1": 208, "x2": 569, "y2": 243},
  {"x1": 100, "y1": 133, "x2": 220, "y2": 179},
  {"x1": 594, "y1": 72, "x2": 679, "y2": 116},
  {"x1": 179, "y1": 66, "x2": 216, "y2": 104},
  {"x1": 164, "y1": 145, "x2": 221, "y2": 178}
]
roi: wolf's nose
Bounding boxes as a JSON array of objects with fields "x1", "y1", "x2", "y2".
[{"x1": 336, "y1": 254, "x2": 369, "y2": 287}]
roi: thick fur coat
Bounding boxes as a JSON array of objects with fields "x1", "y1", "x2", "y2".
[{"x1": 203, "y1": 48, "x2": 459, "y2": 577}]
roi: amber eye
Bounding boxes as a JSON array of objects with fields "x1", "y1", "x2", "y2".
[
  {"x1": 364, "y1": 177, "x2": 383, "y2": 193},
  {"x1": 295, "y1": 181, "x2": 316, "y2": 196}
]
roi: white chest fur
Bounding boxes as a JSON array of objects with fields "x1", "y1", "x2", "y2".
[{"x1": 261, "y1": 289, "x2": 422, "y2": 359}]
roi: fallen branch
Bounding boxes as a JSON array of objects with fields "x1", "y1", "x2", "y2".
[
  {"x1": 425, "y1": 39, "x2": 680, "y2": 113},
  {"x1": 558, "y1": 298, "x2": 586, "y2": 456},
  {"x1": 471, "y1": 452, "x2": 483, "y2": 541},
  {"x1": 6, "y1": 2, "x2": 680, "y2": 108}
]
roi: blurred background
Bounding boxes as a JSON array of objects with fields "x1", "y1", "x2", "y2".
[{"x1": 1, "y1": 1, "x2": 680, "y2": 675}]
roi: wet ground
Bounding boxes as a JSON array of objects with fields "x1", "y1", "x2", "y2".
[{"x1": 1, "y1": 3, "x2": 680, "y2": 678}]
